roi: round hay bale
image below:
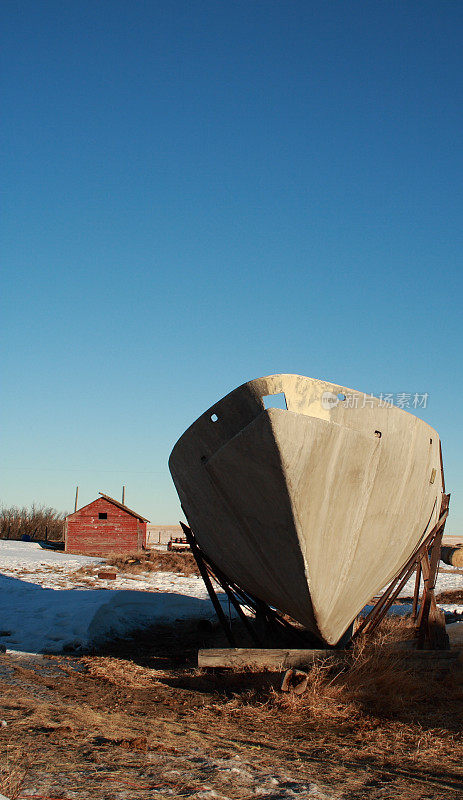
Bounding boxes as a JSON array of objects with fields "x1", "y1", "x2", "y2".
[{"x1": 441, "y1": 545, "x2": 463, "y2": 568}]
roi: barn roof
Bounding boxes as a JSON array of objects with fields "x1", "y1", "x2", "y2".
[
  {"x1": 98, "y1": 493, "x2": 150, "y2": 522},
  {"x1": 66, "y1": 494, "x2": 149, "y2": 522}
]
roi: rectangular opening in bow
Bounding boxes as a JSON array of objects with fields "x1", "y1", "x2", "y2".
[{"x1": 262, "y1": 392, "x2": 287, "y2": 411}]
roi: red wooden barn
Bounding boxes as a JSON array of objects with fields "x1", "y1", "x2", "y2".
[{"x1": 64, "y1": 493, "x2": 149, "y2": 556}]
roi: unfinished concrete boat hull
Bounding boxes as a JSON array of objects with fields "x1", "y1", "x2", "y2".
[{"x1": 169, "y1": 375, "x2": 443, "y2": 645}]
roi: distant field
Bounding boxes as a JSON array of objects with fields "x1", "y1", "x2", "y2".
[
  {"x1": 443, "y1": 535, "x2": 463, "y2": 546},
  {"x1": 146, "y1": 524, "x2": 183, "y2": 546},
  {"x1": 145, "y1": 528, "x2": 463, "y2": 547}
]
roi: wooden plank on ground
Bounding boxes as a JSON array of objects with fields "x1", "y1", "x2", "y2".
[
  {"x1": 438, "y1": 567, "x2": 463, "y2": 575},
  {"x1": 198, "y1": 648, "x2": 341, "y2": 670},
  {"x1": 198, "y1": 647, "x2": 460, "y2": 672}
]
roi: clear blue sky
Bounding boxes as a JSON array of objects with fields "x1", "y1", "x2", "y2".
[{"x1": 1, "y1": 1, "x2": 462, "y2": 532}]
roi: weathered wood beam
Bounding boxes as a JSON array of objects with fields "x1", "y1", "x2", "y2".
[
  {"x1": 198, "y1": 648, "x2": 341, "y2": 670},
  {"x1": 180, "y1": 523, "x2": 236, "y2": 647},
  {"x1": 417, "y1": 516, "x2": 450, "y2": 650},
  {"x1": 198, "y1": 647, "x2": 460, "y2": 671}
]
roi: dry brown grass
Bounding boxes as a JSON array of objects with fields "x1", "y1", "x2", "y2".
[
  {"x1": 76, "y1": 549, "x2": 200, "y2": 577},
  {"x1": 268, "y1": 640, "x2": 462, "y2": 727},
  {"x1": 209, "y1": 617, "x2": 463, "y2": 777},
  {"x1": 0, "y1": 743, "x2": 27, "y2": 799},
  {"x1": 81, "y1": 655, "x2": 166, "y2": 688},
  {"x1": 437, "y1": 588, "x2": 463, "y2": 603},
  {"x1": 1, "y1": 616, "x2": 463, "y2": 800},
  {"x1": 0, "y1": 678, "x2": 145, "y2": 744}
]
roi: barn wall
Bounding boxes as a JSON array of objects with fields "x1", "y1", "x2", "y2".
[{"x1": 65, "y1": 497, "x2": 147, "y2": 555}]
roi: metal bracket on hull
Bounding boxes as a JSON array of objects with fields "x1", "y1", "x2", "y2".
[{"x1": 180, "y1": 522, "x2": 320, "y2": 649}]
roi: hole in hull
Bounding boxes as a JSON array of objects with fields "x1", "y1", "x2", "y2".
[{"x1": 262, "y1": 392, "x2": 287, "y2": 411}]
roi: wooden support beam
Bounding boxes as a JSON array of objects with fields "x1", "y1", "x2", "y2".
[
  {"x1": 198, "y1": 648, "x2": 341, "y2": 670},
  {"x1": 428, "y1": 605, "x2": 449, "y2": 650},
  {"x1": 412, "y1": 561, "x2": 421, "y2": 620},
  {"x1": 180, "y1": 513, "x2": 315, "y2": 647},
  {"x1": 417, "y1": 521, "x2": 449, "y2": 650},
  {"x1": 353, "y1": 501, "x2": 439, "y2": 640},
  {"x1": 364, "y1": 565, "x2": 417, "y2": 637},
  {"x1": 204, "y1": 563, "x2": 262, "y2": 646},
  {"x1": 354, "y1": 549, "x2": 423, "y2": 639},
  {"x1": 439, "y1": 441, "x2": 446, "y2": 493},
  {"x1": 180, "y1": 523, "x2": 236, "y2": 647},
  {"x1": 354, "y1": 497, "x2": 450, "y2": 647},
  {"x1": 198, "y1": 647, "x2": 460, "y2": 670}
]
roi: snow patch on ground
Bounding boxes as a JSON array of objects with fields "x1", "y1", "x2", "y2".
[
  {"x1": 157, "y1": 752, "x2": 334, "y2": 799},
  {"x1": 0, "y1": 541, "x2": 230, "y2": 654},
  {"x1": 8, "y1": 736, "x2": 337, "y2": 799},
  {"x1": 0, "y1": 539, "x2": 101, "y2": 569},
  {"x1": 397, "y1": 565, "x2": 463, "y2": 597}
]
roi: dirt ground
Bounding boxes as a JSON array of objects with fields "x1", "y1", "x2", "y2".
[{"x1": 1, "y1": 617, "x2": 463, "y2": 800}]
